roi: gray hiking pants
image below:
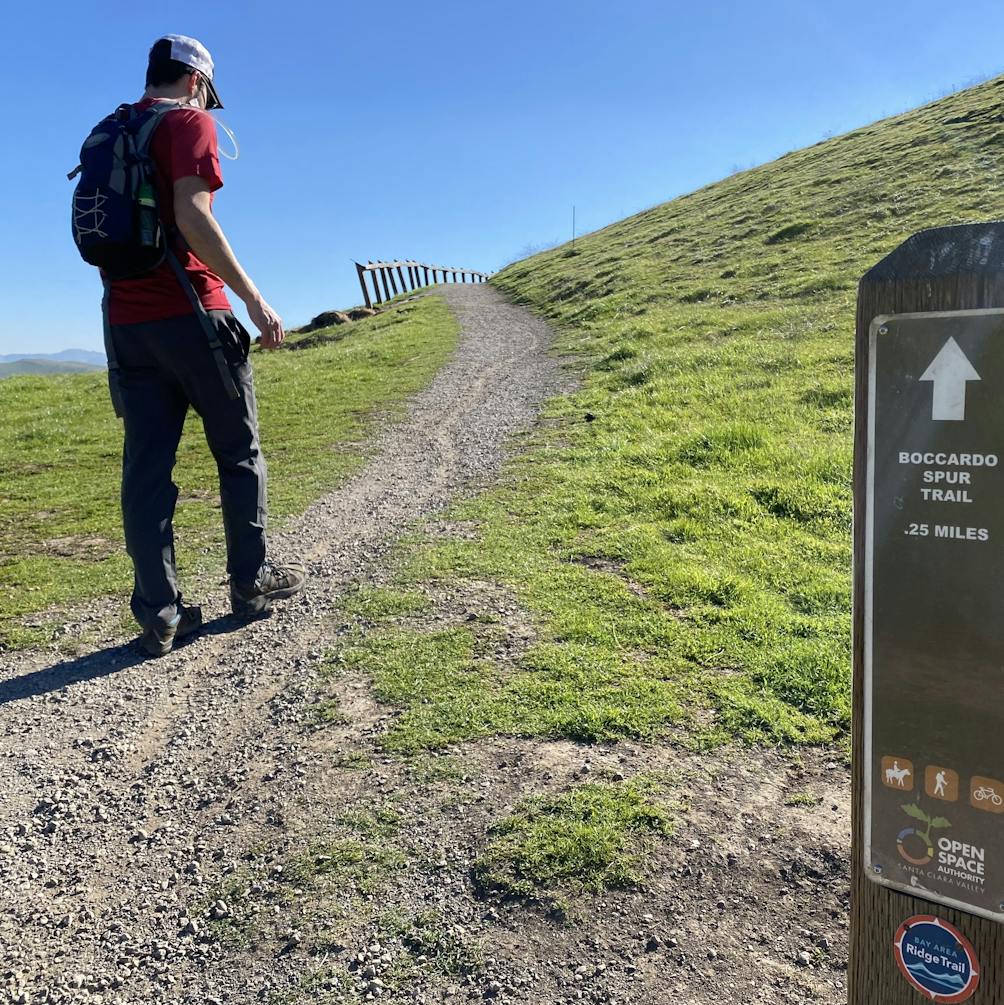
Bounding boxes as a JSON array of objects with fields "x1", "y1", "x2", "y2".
[{"x1": 109, "y1": 310, "x2": 267, "y2": 631}]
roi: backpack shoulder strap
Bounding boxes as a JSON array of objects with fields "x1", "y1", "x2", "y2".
[
  {"x1": 132, "y1": 101, "x2": 189, "y2": 158},
  {"x1": 164, "y1": 248, "x2": 240, "y2": 402},
  {"x1": 101, "y1": 280, "x2": 125, "y2": 419}
]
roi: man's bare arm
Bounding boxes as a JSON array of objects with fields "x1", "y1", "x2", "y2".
[{"x1": 173, "y1": 175, "x2": 285, "y2": 348}]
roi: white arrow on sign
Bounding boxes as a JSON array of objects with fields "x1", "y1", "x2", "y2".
[{"x1": 919, "y1": 337, "x2": 981, "y2": 421}]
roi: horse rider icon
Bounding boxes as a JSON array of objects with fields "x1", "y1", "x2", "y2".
[{"x1": 885, "y1": 760, "x2": 912, "y2": 788}]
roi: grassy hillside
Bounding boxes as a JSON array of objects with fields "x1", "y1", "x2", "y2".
[
  {"x1": 0, "y1": 359, "x2": 102, "y2": 379},
  {"x1": 334, "y1": 75, "x2": 1004, "y2": 753},
  {"x1": 0, "y1": 298, "x2": 458, "y2": 648}
]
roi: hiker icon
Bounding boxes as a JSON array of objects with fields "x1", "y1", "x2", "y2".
[{"x1": 925, "y1": 765, "x2": 958, "y2": 802}]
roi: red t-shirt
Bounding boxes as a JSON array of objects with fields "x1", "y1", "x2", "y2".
[{"x1": 107, "y1": 97, "x2": 232, "y2": 324}]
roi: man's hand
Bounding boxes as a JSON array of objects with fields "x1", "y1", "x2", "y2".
[
  {"x1": 247, "y1": 296, "x2": 285, "y2": 349},
  {"x1": 174, "y1": 177, "x2": 284, "y2": 347}
]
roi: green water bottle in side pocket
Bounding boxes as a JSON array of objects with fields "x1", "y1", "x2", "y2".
[{"x1": 137, "y1": 181, "x2": 158, "y2": 248}]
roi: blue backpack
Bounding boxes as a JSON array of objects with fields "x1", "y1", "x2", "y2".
[{"x1": 69, "y1": 102, "x2": 180, "y2": 279}]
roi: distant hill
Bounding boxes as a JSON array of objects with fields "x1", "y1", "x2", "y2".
[
  {"x1": 0, "y1": 359, "x2": 103, "y2": 379},
  {"x1": 0, "y1": 349, "x2": 105, "y2": 366}
]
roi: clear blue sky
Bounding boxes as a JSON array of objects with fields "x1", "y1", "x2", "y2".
[{"x1": 3, "y1": 0, "x2": 1004, "y2": 355}]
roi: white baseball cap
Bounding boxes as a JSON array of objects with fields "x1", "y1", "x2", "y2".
[{"x1": 149, "y1": 34, "x2": 223, "y2": 110}]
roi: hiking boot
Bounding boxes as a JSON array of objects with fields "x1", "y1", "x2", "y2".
[
  {"x1": 138, "y1": 603, "x2": 203, "y2": 658},
  {"x1": 230, "y1": 558, "x2": 306, "y2": 617}
]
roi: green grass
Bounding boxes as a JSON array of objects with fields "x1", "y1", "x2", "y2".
[
  {"x1": 0, "y1": 298, "x2": 459, "y2": 647},
  {"x1": 291, "y1": 908, "x2": 484, "y2": 1005},
  {"x1": 784, "y1": 792, "x2": 823, "y2": 807},
  {"x1": 383, "y1": 908, "x2": 484, "y2": 978},
  {"x1": 190, "y1": 865, "x2": 265, "y2": 951},
  {"x1": 336, "y1": 802, "x2": 404, "y2": 838},
  {"x1": 334, "y1": 622, "x2": 691, "y2": 754},
  {"x1": 330, "y1": 750, "x2": 373, "y2": 770},
  {"x1": 472, "y1": 777, "x2": 674, "y2": 910},
  {"x1": 331, "y1": 75, "x2": 1004, "y2": 751},
  {"x1": 404, "y1": 753, "x2": 466, "y2": 784},
  {"x1": 283, "y1": 836, "x2": 407, "y2": 896},
  {"x1": 338, "y1": 584, "x2": 431, "y2": 621}
]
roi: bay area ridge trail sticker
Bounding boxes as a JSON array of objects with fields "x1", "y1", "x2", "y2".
[{"x1": 893, "y1": 915, "x2": 980, "y2": 1003}]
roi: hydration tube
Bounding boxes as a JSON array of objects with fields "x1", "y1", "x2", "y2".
[
  {"x1": 156, "y1": 97, "x2": 242, "y2": 161},
  {"x1": 213, "y1": 116, "x2": 240, "y2": 160}
]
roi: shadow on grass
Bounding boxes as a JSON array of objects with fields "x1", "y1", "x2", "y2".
[{"x1": 0, "y1": 614, "x2": 249, "y2": 705}]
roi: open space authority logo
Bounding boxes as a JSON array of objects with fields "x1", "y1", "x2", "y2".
[{"x1": 893, "y1": 915, "x2": 980, "y2": 1002}]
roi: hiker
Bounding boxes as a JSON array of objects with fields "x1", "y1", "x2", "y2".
[{"x1": 78, "y1": 35, "x2": 305, "y2": 657}]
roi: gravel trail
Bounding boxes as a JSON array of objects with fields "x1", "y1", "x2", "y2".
[{"x1": 0, "y1": 284, "x2": 581, "y2": 1004}]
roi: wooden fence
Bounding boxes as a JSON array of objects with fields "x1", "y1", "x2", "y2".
[{"x1": 354, "y1": 260, "x2": 490, "y2": 309}]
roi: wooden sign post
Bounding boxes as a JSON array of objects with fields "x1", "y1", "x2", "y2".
[{"x1": 852, "y1": 223, "x2": 1004, "y2": 1003}]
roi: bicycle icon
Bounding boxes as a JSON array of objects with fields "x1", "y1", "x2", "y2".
[{"x1": 973, "y1": 785, "x2": 1003, "y2": 806}]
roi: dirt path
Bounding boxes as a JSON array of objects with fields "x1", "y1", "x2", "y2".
[
  {"x1": 0, "y1": 285, "x2": 579, "y2": 1004},
  {"x1": 0, "y1": 286, "x2": 850, "y2": 1005}
]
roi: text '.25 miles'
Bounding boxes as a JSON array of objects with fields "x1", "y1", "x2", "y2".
[{"x1": 904, "y1": 524, "x2": 990, "y2": 541}]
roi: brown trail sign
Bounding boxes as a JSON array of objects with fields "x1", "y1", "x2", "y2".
[{"x1": 852, "y1": 223, "x2": 1004, "y2": 1003}]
